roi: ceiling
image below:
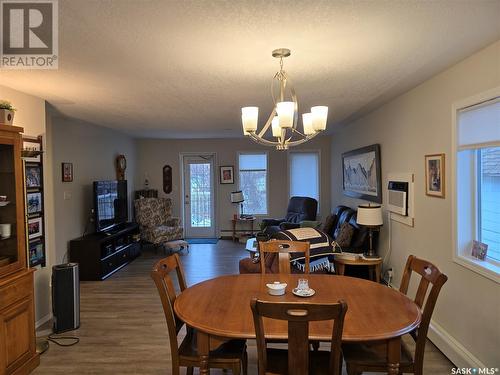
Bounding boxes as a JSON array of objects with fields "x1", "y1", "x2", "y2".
[{"x1": 1, "y1": 0, "x2": 499, "y2": 138}]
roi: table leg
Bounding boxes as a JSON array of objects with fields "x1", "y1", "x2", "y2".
[
  {"x1": 375, "y1": 262, "x2": 381, "y2": 283},
  {"x1": 197, "y1": 330, "x2": 210, "y2": 375},
  {"x1": 387, "y1": 337, "x2": 401, "y2": 375},
  {"x1": 335, "y1": 262, "x2": 345, "y2": 275}
]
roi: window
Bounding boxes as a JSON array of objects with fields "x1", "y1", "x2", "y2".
[
  {"x1": 289, "y1": 151, "x2": 320, "y2": 203},
  {"x1": 238, "y1": 153, "x2": 268, "y2": 215},
  {"x1": 454, "y1": 94, "x2": 500, "y2": 281}
]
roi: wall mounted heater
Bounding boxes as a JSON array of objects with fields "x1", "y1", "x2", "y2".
[{"x1": 387, "y1": 181, "x2": 409, "y2": 216}]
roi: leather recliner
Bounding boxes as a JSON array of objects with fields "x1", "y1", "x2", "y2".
[{"x1": 261, "y1": 196, "x2": 318, "y2": 235}]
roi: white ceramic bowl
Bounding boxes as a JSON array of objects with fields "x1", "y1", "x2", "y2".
[{"x1": 266, "y1": 282, "x2": 287, "y2": 296}]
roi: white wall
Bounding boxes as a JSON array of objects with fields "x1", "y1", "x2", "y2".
[
  {"x1": 330, "y1": 40, "x2": 500, "y2": 367},
  {"x1": 49, "y1": 116, "x2": 137, "y2": 265},
  {"x1": 0, "y1": 84, "x2": 54, "y2": 324},
  {"x1": 136, "y1": 136, "x2": 331, "y2": 236}
]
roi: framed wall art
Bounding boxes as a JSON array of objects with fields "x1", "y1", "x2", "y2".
[
  {"x1": 62, "y1": 162, "x2": 73, "y2": 182},
  {"x1": 220, "y1": 166, "x2": 234, "y2": 184},
  {"x1": 425, "y1": 153, "x2": 445, "y2": 198},
  {"x1": 342, "y1": 144, "x2": 382, "y2": 203}
]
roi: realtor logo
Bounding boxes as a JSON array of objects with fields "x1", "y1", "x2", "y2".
[{"x1": 0, "y1": 0, "x2": 58, "y2": 69}]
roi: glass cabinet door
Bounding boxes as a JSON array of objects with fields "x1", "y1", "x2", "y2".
[{"x1": 0, "y1": 141, "x2": 20, "y2": 270}]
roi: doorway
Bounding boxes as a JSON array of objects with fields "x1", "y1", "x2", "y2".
[{"x1": 182, "y1": 154, "x2": 216, "y2": 238}]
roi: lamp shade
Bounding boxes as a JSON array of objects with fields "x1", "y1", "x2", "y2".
[
  {"x1": 230, "y1": 191, "x2": 244, "y2": 203},
  {"x1": 302, "y1": 113, "x2": 315, "y2": 135},
  {"x1": 271, "y1": 116, "x2": 281, "y2": 137},
  {"x1": 276, "y1": 101, "x2": 294, "y2": 128},
  {"x1": 356, "y1": 205, "x2": 383, "y2": 226},
  {"x1": 311, "y1": 106, "x2": 328, "y2": 131},
  {"x1": 241, "y1": 107, "x2": 258, "y2": 134}
]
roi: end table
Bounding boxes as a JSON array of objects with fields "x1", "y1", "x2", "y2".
[
  {"x1": 333, "y1": 255, "x2": 383, "y2": 283},
  {"x1": 231, "y1": 216, "x2": 256, "y2": 242}
]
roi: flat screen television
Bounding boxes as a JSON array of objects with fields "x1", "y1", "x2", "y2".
[{"x1": 93, "y1": 180, "x2": 128, "y2": 232}]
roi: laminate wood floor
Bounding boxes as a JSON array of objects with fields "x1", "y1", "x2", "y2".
[{"x1": 34, "y1": 240, "x2": 454, "y2": 374}]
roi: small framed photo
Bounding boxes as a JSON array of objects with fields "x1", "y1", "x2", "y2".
[
  {"x1": 62, "y1": 162, "x2": 73, "y2": 182},
  {"x1": 28, "y1": 217, "x2": 43, "y2": 240},
  {"x1": 220, "y1": 166, "x2": 234, "y2": 184},
  {"x1": 22, "y1": 139, "x2": 41, "y2": 163},
  {"x1": 29, "y1": 239, "x2": 45, "y2": 268},
  {"x1": 425, "y1": 154, "x2": 445, "y2": 198},
  {"x1": 25, "y1": 165, "x2": 42, "y2": 189},
  {"x1": 471, "y1": 240, "x2": 488, "y2": 261},
  {"x1": 27, "y1": 192, "x2": 42, "y2": 215}
]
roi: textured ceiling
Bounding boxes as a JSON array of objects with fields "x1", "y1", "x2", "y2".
[{"x1": 0, "y1": 0, "x2": 499, "y2": 138}]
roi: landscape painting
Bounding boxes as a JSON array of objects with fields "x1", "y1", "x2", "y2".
[{"x1": 342, "y1": 144, "x2": 382, "y2": 203}]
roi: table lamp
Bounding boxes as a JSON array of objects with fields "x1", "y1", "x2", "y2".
[
  {"x1": 231, "y1": 191, "x2": 245, "y2": 218},
  {"x1": 356, "y1": 204, "x2": 383, "y2": 258}
]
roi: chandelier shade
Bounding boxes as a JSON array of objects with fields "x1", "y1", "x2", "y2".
[{"x1": 241, "y1": 48, "x2": 329, "y2": 150}]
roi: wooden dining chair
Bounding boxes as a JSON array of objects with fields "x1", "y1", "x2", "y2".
[
  {"x1": 343, "y1": 255, "x2": 448, "y2": 375},
  {"x1": 259, "y1": 240, "x2": 310, "y2": 274},
  {"x1": 151, "y1": 254, "x2": 248, "y2": 375},
  {"x1": 251, "y1": 298, "x2": 348, "y2": 375}
]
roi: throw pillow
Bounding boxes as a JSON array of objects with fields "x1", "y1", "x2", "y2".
[
  {"x1": 334, "y1": 222, "x2": 354, "y2": 248},
  {"x1": 322, "y1": 214, "x2": 336, "y2": 234}
]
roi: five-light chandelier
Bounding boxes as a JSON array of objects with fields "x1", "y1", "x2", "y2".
[{"x1": 241, "y1": 48, "x2": 328, "y2": 150}]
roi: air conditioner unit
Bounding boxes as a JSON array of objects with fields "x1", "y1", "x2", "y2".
[{"x1": 387, "y1": 181, "x2": 408, "y2": 216}]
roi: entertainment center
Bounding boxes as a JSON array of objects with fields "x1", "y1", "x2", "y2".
[{"x1": 69, "y1": 180, "x2": 141, "y2": 280}]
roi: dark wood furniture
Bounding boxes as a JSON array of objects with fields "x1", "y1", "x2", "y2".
[
  {"x1": 343, "y1": 255, "x2": 448, "y2": 375},
  {"x1": 151, "y1": 254, "x2": 247, "y2": 375},
  {"x1": 231, "y1": 217, "x2": 255, "y2": 242},
  {"x1": 251, "y1": 299, "x2": 347, "y2": 375},
  {"x1": 174, "y1": 274, "x2": 421, "y2": 375},
  {"x1": 259, "y1": 240, "x2": 310, "y2": 274},
  {"x1": 0, "y1": 125, "x2": 39, "y2": 374},
  {"x1": 333, "y1": 256, "x2": 382, "y2": 283},
  {"x1": 69, "y1": 222, "x2": 141, "y2": 281}
]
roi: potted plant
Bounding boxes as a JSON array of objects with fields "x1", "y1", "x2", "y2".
[{"x1": 0, "y1": 100, "x2": 16, "y2": 126}]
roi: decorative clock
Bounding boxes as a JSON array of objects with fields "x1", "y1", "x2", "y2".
[{"x1": 116, "y1": 155, "x2": 126, "y2": 180}]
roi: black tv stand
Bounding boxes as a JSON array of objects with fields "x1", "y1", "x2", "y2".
[{"x1": 69, "y1": 222, "x2": 141, "y2": 280}]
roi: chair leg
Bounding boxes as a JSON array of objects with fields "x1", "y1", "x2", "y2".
[
  {"x1": 311, "y1": 341, "x2": 320, "y2": 351},
  {"x1": 243, "y1": 350, "x2": 248, "y2": 375},
  {"x1": 186, "y1": 367, "x2": 193, "y2": 375},
  {"x1": 346, "y1": 363, "x2": 362, "y2": 375}
]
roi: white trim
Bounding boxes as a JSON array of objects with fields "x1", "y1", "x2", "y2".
[
  {"x1": 237, "y1": 151, "x2": 269, "y2": 215},
  {"x1": 35, "y1": 313, "x2": 52, "y2": 329},
  {"x1": 451, "y1": 87, "x2": 500, "y2": 283},
  {"x1": 428, "y1": 319, "x2": 486, "y2": 369}
]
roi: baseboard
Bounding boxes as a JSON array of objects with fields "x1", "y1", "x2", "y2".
[
  {"x1": 35, "y1": 313, "x2": 52, "y2": 329},
  {"x1": 428, "y1": 319, "x2": 485, "y2": 369}
]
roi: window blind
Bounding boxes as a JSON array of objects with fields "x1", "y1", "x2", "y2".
[
  {"x1": 458, "y1": 97, "x2": 500, "y2": 150},
  {"x1": 289, "y1": 152, "x2": 319, "y2": 201}
]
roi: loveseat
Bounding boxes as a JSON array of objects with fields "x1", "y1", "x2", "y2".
[{"x1": 239, "y1": 205, "x2": 371, "y2": 274}]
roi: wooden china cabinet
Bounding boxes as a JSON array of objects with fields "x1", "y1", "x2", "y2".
[{"x1": 0, "y1": 125, "x2": 39, "y2": 374}]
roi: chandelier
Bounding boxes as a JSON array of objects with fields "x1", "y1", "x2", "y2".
[{"x1": 241, "y1": 48, "x2": 328, "y2": 150}]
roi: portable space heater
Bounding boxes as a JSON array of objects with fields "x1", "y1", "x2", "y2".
[{"x1": 52, "y1": 263, "x2": 80, "y2": 333}]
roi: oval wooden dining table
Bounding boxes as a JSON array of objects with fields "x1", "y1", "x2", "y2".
[{"x1": 174, "y1": 274, "x2": 421, "y2": 375}]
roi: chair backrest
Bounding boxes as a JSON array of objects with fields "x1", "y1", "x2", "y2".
[
  {"x1": 259, "y1": 240, "x2": 310, "y2": 274},
  {"x1": 251, "y1": 299, "x2": 347, "y2": 375},
  {"x1": 399, "y1": 255, "x2": 448, "y2": 372},
  {"x1": 135, "y1": 197, "x2": 173, "y2": 228},
  {"x1": 150, "y1": 254, "x2": 188, "y2": 368},
  {"x1": 285, "y1": 196, "x2": 318, "y2": 223}
]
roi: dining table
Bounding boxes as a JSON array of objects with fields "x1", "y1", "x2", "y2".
[{"x1": 174, "y1": 273, "x2": 421, "y2": 375}]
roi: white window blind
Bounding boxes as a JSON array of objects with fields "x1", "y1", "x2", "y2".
[
  {"x1": 458, "y1": 98, "x2": 500, "y2": 149},
  {"x1": 289, "y1": 152, "x2": 319, "y2": 201},
  {"x1": 238, "y1": 153, "x2": 267, "y2": 215}
]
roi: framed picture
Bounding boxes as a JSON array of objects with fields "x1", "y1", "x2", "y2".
[
  {"x1": 27, "y1": 217, "x2": 43, "y2": 240},
  {"x1": 342, "y1": 144, "x2": 382, "y2": 203},
  {"x1": 27, "y1": 192, "x2": 42, "y2": 215},
  {"x1": 425, "y1": 153, "x2": 445, "y2": 198},
  {"x1": 471, "y1": 240, "x2": 488, "y2": 261},
  {"x1": 62, "y1": 162, "x2": 73, "y2": 182},
  {"x1": 29, "y1": 239, "x2": 45, "y2": 267},
  {"x1": 22, "y1": 139, "x2": 41, "y2": 162},
  {"x1": 220, "y1": 166, "x2": 234, "y2": 184},
  {"x1": 25, "y1": 165, "x2": 42, "y2": 189}
]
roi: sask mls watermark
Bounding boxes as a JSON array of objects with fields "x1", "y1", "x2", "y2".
[{"x1": 0, "y1": 0, "x2": 58, "y2": 69}]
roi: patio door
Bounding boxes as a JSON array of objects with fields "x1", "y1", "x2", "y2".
[{"x1": 182, "y1": 154, "x2": 216, "y2": 238}]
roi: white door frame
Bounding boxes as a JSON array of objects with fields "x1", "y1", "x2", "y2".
[{"x1": 180, "y1": 152, "x2": 218, "y2": 238}]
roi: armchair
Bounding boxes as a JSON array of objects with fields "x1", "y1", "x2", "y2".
[
  {"x1": 134, "y1": 198, "x2": 184, "y2": 247},
  {"x1": 261, "y1": 196, "x2": 318, "y2": 235}
]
